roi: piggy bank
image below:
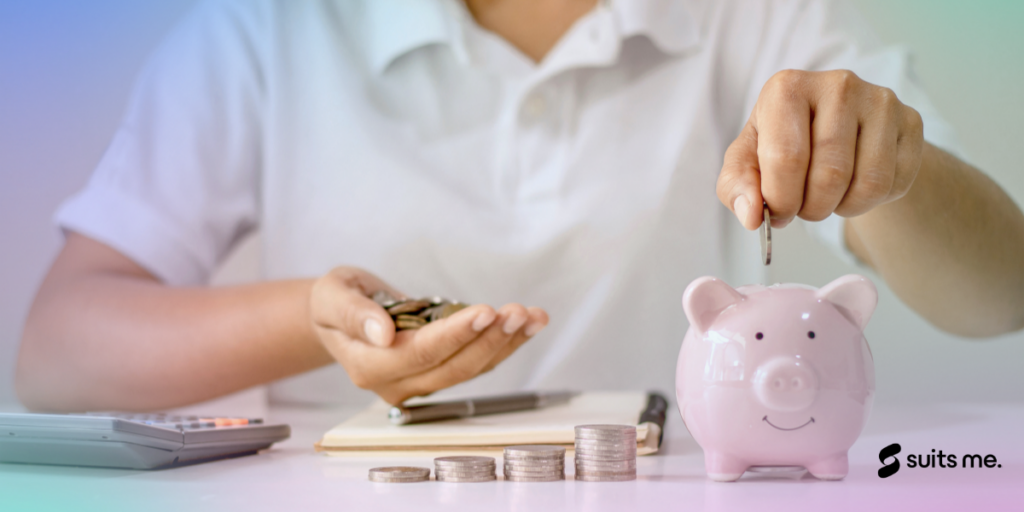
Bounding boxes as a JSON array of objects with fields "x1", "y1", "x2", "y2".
[{"x1": 676, "y1": 275, "x2": 877, "y2": 481}]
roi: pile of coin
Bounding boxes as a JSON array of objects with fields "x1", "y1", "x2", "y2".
[
  {"x1": 372, "y1": 291, "x2": 468, "y2": 330},
  {"x1": 502, "y1": 445, "x2": 566, "y2": 482},
  {"x1": 434, "y1": 456, "x2": 497, "y2": 482},
  {"x1": 574, "y1": 425, "x2": 638, "y2": 481},
  {"x1": 368, "y1": 466, "x2": 431, "y2": 483}
]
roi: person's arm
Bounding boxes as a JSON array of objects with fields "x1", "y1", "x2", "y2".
[
  {"x1": 845, "y1": 144, "x2": 1024, "y2": 337},
  {"x1": 716, "y1": 69, "x2": 1024, "y2": 338},
  {"x1": 16, "y1": 233, "x2": 547, "y2": 411}
]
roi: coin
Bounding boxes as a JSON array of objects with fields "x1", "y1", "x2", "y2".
[
  {"x1": 504, "y1": 445, "x2": 566, "y2": 457},
  {"x1": 761, "y1": 201, "x2": 772, "y2": 266},
  {"x1": 436, "y1": 470, "x2": 497, "y2": 478},
  {"x1": 368, "y1": 466, "x2": 431, "y2": 483},
  {"x1": 371, "y1": 291, "x2": 399, "y2": 309},
  {"x1": 575, "y1": 473, "x2": 637, "y2": 482},
  {"x1": 434, "y1": 456, "x2": 496, "y2": 467},
  {"x1": 576, "y1": 461, "x2": 637, "y2": 471},
  {"x1": 387, "y1": 299, "x2": 432, "y2": 315},
  {"x1": 506, "y1": 475, "x2": 565, "y2": 482},
  {"x1": 435, "y1": 474, "x2": 497, "y2": 483}
]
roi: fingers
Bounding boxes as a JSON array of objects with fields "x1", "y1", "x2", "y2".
[
  {"x1": 344, "y1": 304, "x2": 497, "y2": 382},
  {"x1": 835, "y1": 90, "x2": 898, "y2": 217},
  {"x1": 717, "y1": 121, "x2": 764, "y2": 231},
  {"x1": 382, "y1": 305, "x2": 545, "y2": 404},
  {"x1": 754, "y1": 70, "x2": 812, "y2": 228},
  {"x1": 480, "y1": 307, "x2": 548, "y2": 373},
  {"x1": 800, "y1": 95, "x2": 858, "y2": 221}
]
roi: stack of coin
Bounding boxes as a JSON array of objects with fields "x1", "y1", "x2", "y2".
[
  {"x1": 574, "y1": 425, "x2": 638, "y2": 481},
  {"x1": 368, "y1": 466, "x2": 431, "y2": 483},
  {"x1": 433, "y1": 456, "x2": 497, "y2": 482},
  {"x1": 373, "y1": 291, "x2": 468, "y2": 331},
  {"x1": 502, "y1": 445, "x2": 566, "y2": 482}
]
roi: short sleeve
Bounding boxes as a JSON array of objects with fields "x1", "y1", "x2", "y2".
[
  {"x1": 743, "y1": 0, "x2": 967, "y2": 265},
  {"x1": 54, "y1": 0, "x2": 268, "y2": 286}
]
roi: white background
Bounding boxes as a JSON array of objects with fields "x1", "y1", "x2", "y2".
[{"x1": 1, "y1": 0, "x2": 1021, "y2": 407}]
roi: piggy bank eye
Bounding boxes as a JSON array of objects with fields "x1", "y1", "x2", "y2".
[
  {"x1": 808, "y1": 331, "x2": 816, "y2": 339},
  {"x1": 755, "y1": 332, "x2": 764, "y2": 340}
]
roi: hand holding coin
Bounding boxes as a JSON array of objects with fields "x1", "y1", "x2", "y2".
[{"x1": 308, "y1": 267, "x2": 549, "y2": 405}]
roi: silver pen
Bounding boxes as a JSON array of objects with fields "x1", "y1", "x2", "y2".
[{"x1": 388, "y1": 391, "x2": 577, "y2": 425}]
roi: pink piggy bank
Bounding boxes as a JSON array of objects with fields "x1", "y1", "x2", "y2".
[{"x1": 676, "y1": 275, "x2": 877, "y2": 481}]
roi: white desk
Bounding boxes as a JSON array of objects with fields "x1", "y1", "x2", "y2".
[{"x1": 2, "y1": 402, "x2": 1022, "y2": 512}]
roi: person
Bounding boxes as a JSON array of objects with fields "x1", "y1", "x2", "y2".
[{"x1": 15, "y1": 0, "x2": 1024, "y2": 412}]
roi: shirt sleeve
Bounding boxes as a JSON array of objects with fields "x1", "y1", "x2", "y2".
[
  {"x1": 742, "y1": 0, "x2": 967, "y2": 265},
  {"x1": 54, "y1": 0, "x2": 267, "y2": 286}
]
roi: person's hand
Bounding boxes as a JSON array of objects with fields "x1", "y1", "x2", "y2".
[
  {"x1": 717, "y1": 69, "x2": 925, "y2": 229},
  {"x1": 308, "y1": 267, "x2": 549, "y2": 405}
]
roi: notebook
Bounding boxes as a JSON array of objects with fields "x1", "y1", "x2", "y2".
[{"x1": 315, "y1": 391, "x2": 664, "y2": 457}]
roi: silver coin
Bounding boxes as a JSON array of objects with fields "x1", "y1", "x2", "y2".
[
  {"x1": 504, "y1": 462, "x2": 565, "y2": 468},
  {"x1": 574, "y1": 449, "x2": 637, "y2": 457},
  {"x1": 575, "y1": 425, "x2": 636, "y2": 434},
  {"x1": 574, "y1": 441, "x2": 637, "y2": 450},
  {"x1": 435, "y1": 467, "x2": 497, "y2": 475},
  {"x1": 574, "y1": 454, "x2": 636, "y2": 463},
  {"x1": 368, "y1": 466, "x2": 430, "y2": 483},
  {"x1": 506, "y1": 475, "x2": 565, "y2": 482},
  {"x1": 504, "y1": 445, "x2": 566, "y2": 457},
  {"x1": 577, "y1": 456, "x2": 630, "y2": 464},
  {"x1": 575, "y1": 462, "x2": 636, "y2": 470},
  {"x1": 573, "y1": 446, "x2": 634, "y2": 454},
  {"x1": 504, "y1": 465, "x2": 565, "y2": 473},
  {"x1": 575, "y1": 473, "x2": 637, "y2": 482},
  {"x1": 436, "y1": 472, "x2": 497, "y2": 479},
  {"x1": 372, "y1": 290, "x2": 399, "y2": 308},
  {"x1": 574, "y1": 433, "x2": 636, "y2": 441},
  {"x1": 761, "y1": 201, "x2": 772, "y2": 266},
  {"x1": 435, "y1": 475, "x2": 497, "y2": 483},
  {"x1": 575, "y1": 470, "x2": 638, "y2": 478},
  {"x1": 435, "y1": 468, "x2": 495, "y2": 474},
  {"x1": 505, "y1": 471, "x2": 565, "y2": 479},
  {"x1": 434, "y1": 456, "x2": 495, "y2": 466}
]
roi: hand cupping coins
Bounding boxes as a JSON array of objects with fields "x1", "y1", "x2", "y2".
[{"x1": 372, "y1": 291, "x2": 468, "y2": 331}]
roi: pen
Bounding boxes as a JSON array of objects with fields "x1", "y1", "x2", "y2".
[{"x1": 388, "y1": 391, "x2": 577, "y2": 425}]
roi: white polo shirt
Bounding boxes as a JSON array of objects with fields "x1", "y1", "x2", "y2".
[{"x1": 56, "y1": 0, "x2": 962, "y2": 405}]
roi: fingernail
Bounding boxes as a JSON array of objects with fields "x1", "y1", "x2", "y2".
[
  {"x1": 472, "y1": 309, "x2": 497, "y2": 332},
  {"x1": 364, "y1": 318, "x2": 385, "y2": 346},
  {"x1": 503, "y1": 313, "x2": 527, "y2": 334},
  {"x1": 733, "y1": 196, "x2": 751, "y2": 227},
  {"x1": 524, "y1": 322, "x2": 545, "y2": 337}
]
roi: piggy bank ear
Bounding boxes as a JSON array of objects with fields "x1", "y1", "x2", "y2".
[
  {"x1": 816, "y1": 274, "x2": 878, "y2": 331},
  {"x1": 683, "y1": 277, "x2": 744, "y2": 334}
]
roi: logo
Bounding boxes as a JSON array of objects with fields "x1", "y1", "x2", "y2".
[
  {"x1": 878, "y1": 443, "x2": 1003, "y2": 478},
  {"x1": 878, "y1": 443, "x2": 901, "y2": 478}
]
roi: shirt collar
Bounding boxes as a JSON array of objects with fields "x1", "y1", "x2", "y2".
[
  {"x1": 354, "y1": 0, "x2": 704, "y2": 76},
  {"x1": 609, "y1": 0, "x2": 704, "y2": 56},
  {"x1": 354, "y1": 0, "x2": 466, "y2": 76}
]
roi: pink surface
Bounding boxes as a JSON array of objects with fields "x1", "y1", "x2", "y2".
[{"x1": 678, "y1": 275, "x2": 878, "y2": 481}]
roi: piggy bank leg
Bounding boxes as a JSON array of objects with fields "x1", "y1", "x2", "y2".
[
  {"x1": 705, "y1": 452, "x2": 748, "y2": 482},
  {"x1": 806, "y1": 453, "x2": 849, "y2": 480}
]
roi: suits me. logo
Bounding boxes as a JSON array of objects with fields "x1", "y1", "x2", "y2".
[
  {"x1": 878, "y1": 443, "x2": 1003, "y2": 478},
  {"x1": 878, "y1": 443, "x2": 901, "y2": 478}
]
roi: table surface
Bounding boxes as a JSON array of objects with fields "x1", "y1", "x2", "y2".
[{"x1": 1, "y1": 401, "x2": 1022, "y2": 512}]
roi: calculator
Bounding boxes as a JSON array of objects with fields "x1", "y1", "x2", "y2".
[{"x1": 0, "y1": 412, "x2": 290, "y2": 469}]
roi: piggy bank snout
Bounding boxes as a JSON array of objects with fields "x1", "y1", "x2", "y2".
[{"x1": 753, "y1": 358, "x2": 819, "y2": 412}]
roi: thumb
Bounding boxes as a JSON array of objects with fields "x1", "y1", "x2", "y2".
[
  {"x1": 311, "y1": 270, "x2": 398, "y2": 348},
  {"x1": 717, "y1": 121, "x2": 764, "y2": 231},
  {"x1": 340, "y1": 288, "x2": 397, "y2": 348}
]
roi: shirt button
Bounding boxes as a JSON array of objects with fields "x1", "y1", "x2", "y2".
[{"x1": 523, "y1": 93, "x2": 547, "y2": 121}]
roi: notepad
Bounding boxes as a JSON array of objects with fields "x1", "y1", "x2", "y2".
[{"x1": 315, "y1": 391, "x2": 661, "y2": 457}]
